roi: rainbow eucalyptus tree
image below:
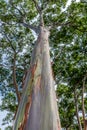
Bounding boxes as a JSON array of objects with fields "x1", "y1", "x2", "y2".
[{"x1": 13, "y1": 0, "x2": 61, "y2": 130}]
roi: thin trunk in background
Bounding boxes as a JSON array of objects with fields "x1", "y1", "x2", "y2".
[
  {"x1": 74, "y1": 89, "x2": 82, "y2": 130},
  {"x1": 82, "y1": 75, "x2": 87, "y2": 130},
  {"x1": 13, "y1": 53, "x2": 21, "y2": 103}
]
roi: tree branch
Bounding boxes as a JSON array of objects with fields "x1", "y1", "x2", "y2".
[
  {"x1": 3, "y1": 32, "x2": 16, "y2": 52},
  {"x1": 32, "y1": 0, "x2": 41, "y2": 14},
  {"x1": 12, "y1": 5, "x2": 23, "y2": 16},
  {"x1": 48, "y1": 21, "x2": 72, "y2": 30},
  {"x1": 9, "y1": 1, "x2": 39, "y2": 32},
  {"x1": 48, "y1": 21, "x2": 87, "y2": 33},
  {"x1": 21, "y1": 22, "x2": 39, "y2": 33},
  {"x1": 9, "y1": 0, "x2": 24, "y2": 16}
]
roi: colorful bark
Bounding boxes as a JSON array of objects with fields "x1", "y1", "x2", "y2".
[{"x1": 13, "y1": 27, "x2": 61, "y2": 130}]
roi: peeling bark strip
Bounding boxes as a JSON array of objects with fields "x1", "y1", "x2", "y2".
[
  {"x1": 13, "y1": 27, "x2": 61, "y2": 130},
  {"x1": 18, "y1": 95, "x2": 32, "y2": 130}
]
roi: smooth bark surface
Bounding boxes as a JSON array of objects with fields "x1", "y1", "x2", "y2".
[{"x1": 13, "y1": 27, "x2": 61, "y2": 130}]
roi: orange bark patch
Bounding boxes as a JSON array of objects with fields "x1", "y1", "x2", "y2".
[
  {"x1": 18, "y1": 95, "x2": 32, "y2": 130},
  {"x1": 31, "y1": 63, "x2": 37, "y2": 78},
  {"x1": 35, "y1": 75, "x2": 41, "y2": 94}
]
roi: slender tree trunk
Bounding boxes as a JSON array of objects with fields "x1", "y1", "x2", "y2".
[
  {"x1": 13, "y1": 26, "x2": 61, "y2": 130},
  {"x1": 74, "y1": 89, "x2": 82, "y2": 130},
  {"x1": 13, "y1": 53, "x2": 21, "y2": 103},
  {"x1": 82, "y1": 75, "x2": 86, "y2": 130}
]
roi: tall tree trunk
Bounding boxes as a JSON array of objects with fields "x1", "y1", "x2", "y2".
[
  {"x1": 74, "y1": 89, "x2": 82, "y2": 130},
  {"x1": 13, "y1": 26, "x2": 61, "y2": 130}
]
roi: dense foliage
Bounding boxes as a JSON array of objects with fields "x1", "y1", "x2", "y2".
[{"x1": 0, "y1": 0, "x2": 87, "y2": 129}]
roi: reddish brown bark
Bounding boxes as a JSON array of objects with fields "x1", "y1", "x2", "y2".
[
  {"x1": 18, "y1": 95, "x2": 32, "y2": 130},
  {"x1": 84, "y1": 120, "x2": 87, "y2": 130}
]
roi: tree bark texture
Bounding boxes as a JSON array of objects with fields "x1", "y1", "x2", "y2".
[
  {"x1": 84, "y1": 120, "x2": 87, "y2": 130},
  {"x1": 13, "y1": 26, "x2": 61, "y2": 130}
]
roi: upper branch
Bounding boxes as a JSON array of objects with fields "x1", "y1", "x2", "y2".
[
  {"x1": 32, "y1": 0, "x2": 45, "y2": 26},
  {"x1": 48, "y1": 20, "x2": 87, "y2": 33},
  {"x1": 3, "y1": 32, "x2": 16, "y2": 52},
  {"x1": 21, "y1": 22, "x2": 39, "y2": 33},
  {"x1": 32, "y1": 0, "x2": 41, "y2": 14},
  {"x1": 9, "y1": 1, "x2": 39, "y2": 33},
  {"x1": 48, "y1": 21, "x2": 72, "y2": 30}
]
